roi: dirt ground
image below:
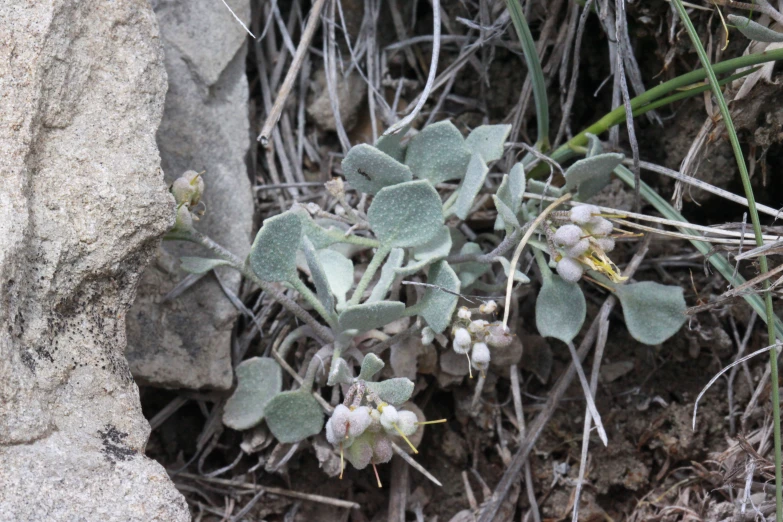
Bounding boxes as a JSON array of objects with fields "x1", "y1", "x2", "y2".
[{"x1": 140, "y1": 1, "x2": 783, "y2": 520}]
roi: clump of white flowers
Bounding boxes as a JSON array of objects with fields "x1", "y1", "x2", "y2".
[
  {"x1": 449, "y1": 302, "x2": 513, "y2": 377},
  {"x1": 549, "y1": 204, "x2": 625, "y2": 283}
]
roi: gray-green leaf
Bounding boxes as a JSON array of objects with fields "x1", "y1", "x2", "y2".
[
  {"x1": 465, "y1": 124, "x2": 512, "y2": 162},
  {"x1": 264, "y1": 391, "x2": 324, "y2": 443},
  {"x1": 614, "y1": 281, "x2": 686, "y2": 345},
  {"x1": 222, "y1": 357, "x2": 282, "y2": 431},
  {"x1": 342, "y1": 144, "x2": 413, "y2": 195},
  {"x1": 492, "y1": 195, "x2": 521, "y2": 229},
  {"x1": 368, "y1": 180, "x2": 443, "y2": 248},
  {"x1": 375, "y1": 125, "x2": 409, "y2": 162},
  {"x1": 585, "y1": 133, "x2": 603, "y2": 157},
  {"x1": 394, "y1": 226, "x2": 452, "y2": 276},
  {"x1": 563, "y1": 153, "x2": 623, "y2": 201},
  {"x1": 358, "y1": 353, "x2": 385, "y2": 381},
  {"x1": 536, "y1": 275, "x2": 586, "y2": 344},
  {"x1": 452, "y1": 153, "x2": 489, "y2": 220},
  {"x1": 249, "y1": 211, "x2": 302, "y2": 282},
  {"x1": 319, "y1": 249, "x2": 354, "y2": 305},
  {"x1": 494, "y1": 163, "x2": 526, "y2": 230},
  {"x1": 405, "y1": 121, "x2": 472, "y2": 184},
  {"x1": 417, "y1": 260, "x2": 461, "y2": 334},
  {"x1": 728, "y1": 14, "x2": 783, "y2": 42},
  {"x1": 366, "y1": 378, "x2": 414, "y2": 406},
  {"x1": 179, "y1": 256, "x2": 231, "y2": 275},
  {"x1": 328, "y1": 357, "x2": 354, "y2": 386},
  {"x1": 338, "y1": 301, "x2": 406, "y2": 333},
  {"x1": 455, "y1": 242, "x2": 490, "y2": 287}
]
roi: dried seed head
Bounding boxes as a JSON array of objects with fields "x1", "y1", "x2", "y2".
[
  {"x1": 569, "y1": 204, "x2": 600, "y2": 225},
  {"x1": 553, "y1": 224, "x2": 583, "y2": 247},
  {"x1": 556, "y1": 256, "x2": 584, "y2": 283},
  {"x1": 471, "y1": 342, "x2": 491, "y2": 370}
]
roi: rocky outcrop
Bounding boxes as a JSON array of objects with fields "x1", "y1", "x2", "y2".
[
  {"x1": 0, "y1": 1, "x2": 189, "y2": 520},
  {"x1": 126, "y1": 0, "x2": 255, "y2": 391}
]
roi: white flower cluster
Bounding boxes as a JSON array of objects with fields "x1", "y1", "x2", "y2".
[
  {"x1": 552, "y1": 204, "x2": 615, "y2": 283},
  {"x1": 451, "y1": 304, "x2": 513, "y2": 376},
  {"x1": 325, "y1": 403, "x2": 419, "y2": 472}
]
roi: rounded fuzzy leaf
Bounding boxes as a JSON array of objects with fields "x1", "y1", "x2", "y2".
[
  {"x1": 492, "y1": 195, "x2": 521, "y2": 229},
  {"x1": 394, "y1": 226, "x2": 452, "y2": 276},
  {"x1": 614, "y1": 281, "x2": 686, "y2": 345},
  {"x1": 564, "y1": 153, "x2": 623, "y2": 201},
  {"x1": 180, "y1": 256, "x2": 231, "y2": 275},
  {"x1": 585, "y1": 133, "x2": 603, "y2": 157},
  {"x1": 249, "y1": 211, "x2": 302, "y2": 282},
  {"x1": 535, "y1": 275, "x2": 586, "y2": 344},
  {"x1": 342, "y1": 144, "x2": 413, "y2": 195},
  {"x1": 452, "y1": 153, "x2": 489, "y2": 220},
  {"x1": 728, "y1": 15, "x2": 783, "y2": 42},
  {"x1": 455, "y1": 242, "x2": 490, "y2": 287},
  {"x1": 223, "y1": 357, "x2": 282, "y2": 431},
  {"x1": 338, "y1": 301, "x2": 406, "y2": 333},
  {"x1": 465, "y1": 124, "x2": 512, "y2": 162},
  {"x1": 368, "y1": 180, "x2": 443, "y2": 248},
  {"x1": 328, "y1": 357, "x2": 353, "y2": 386},
  {"x1": 264, "y1": 391, "x2": 324, "y2": 443},
  {"x1": 358, "y1": 353, "x2": 385, "y2": 381},
  {"x1": 494, "y1": 164, "x2": 526, "y2": 230},
  {"x1": 418, "y1": 261, "x2": 460, "y2": 334},
  {"x1": 318, "y1": 249, "x2": 354, "y2": 305},
  {"x1": 368, "y1": 248, "x2": 404, "y2": 302},
  {"x1": 366, "y1": 378, "x2": 414, "y2": 406},
  {"x1": 405, "y1": 121, "x2": 472, "y2": 184}
]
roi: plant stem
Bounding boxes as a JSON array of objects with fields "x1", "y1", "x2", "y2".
[
  {"x1": 670, "y1": 4, "x2": 781, "y2": 518},
  {"x1": 289, "y1": 277, "x2": 338, "y2": 329},
  {"x1": 506, "y1": 0, "x2": 550, "y2": 151},
  {"x1": 348, "y1": 244, "x2": 391, "y2": 305},
  {"x1": 277, "y1": 326, "x2": 315, "y2": 360},
  {"x1": 186, "y1": 231, "x2": 335, "y2": 343}
]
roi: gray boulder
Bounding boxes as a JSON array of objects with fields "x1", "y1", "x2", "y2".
[
  {"x1": 0, "y1": 1, "x2": 189, "y2": 520},
  {"x1": 126, "y1": 0, "x2": 255, "y2": 390}
]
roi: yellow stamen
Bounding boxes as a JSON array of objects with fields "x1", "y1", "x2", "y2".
[
  {"x1": 415, "y1": 419, "x2": 447, "y2": 425},
  {"x1": 393, "y1": 424, "x2": 419, "y2": 454},
  {"x1": 372, "y1": 462, "x2": 382, "y2": 488}
]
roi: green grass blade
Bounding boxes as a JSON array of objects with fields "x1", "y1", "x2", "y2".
[
  {"x1": 506, "y1": 0, "x2": 549, "y2": 151},
  {"x1": 670, "y1": 3, "x2": 782, "y2": 519}
]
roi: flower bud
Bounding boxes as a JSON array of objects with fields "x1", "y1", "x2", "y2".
[
  {"x1": 479, "y1": 300, "x2": 497, "y2": 314},
  {"x1": 468, "y1": 319, "x2": 489, "y2": 334},
  {"x1": 380, "y1": 405, "x2": 399, "y2": 432},
  {"x1": 171, "y1": 170, "x2": 204, "y2": 208},
  {"x1": 457, "y1": 307, "x2": 472, "y2": 320},
  {"x1": 486, "y1": 322, "x2": 513, "y2": 348},
  {"x1": 556, "y1": 257, "x2": 584, "y2": 283},
  {"x1": 372, "y1": 435, "x2": 393, "y2": 464},
  {"x1": 345, "y1": 433, "x2": 373, "y2": 470},
  {"x1": 421, "y1": 327, "x2": 436, "y2": 346},
  {"x1": 553, "y1": 224, "x2": 583, "y2": 247},
  {"x1": 471, "y1": 342, "x2": 491, "y2": 370},
  {"x1": 569, "y1": 204, "x2": 600, "y2": 225},
  {"x1": 348, "y1": 406, "x2": 372, "y2": 437},
  {"x1": 586, "y1": 217, "x2": 613, "y2": 237},
  {"x1": 368, "y1": 408, "x2": 382, "y2": 433},
  {"x1": 172, "y1": 204, "x2": 194, "y2": 232},
  {"x1": 329, "y1": 404, "x2": 351, "y2": 441},
  {"x1": 397, "y1": 410, "x2": 419, "y2": 437},
  {"x1": 564, "y1": 238, "x2": 590, "y2": 258},
  {"x1": 452, "y1": 327, "x2": 472, "y2": 354},
  {"x1": 596, "y1": 237, "x2": 615, "y2": 252}
]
